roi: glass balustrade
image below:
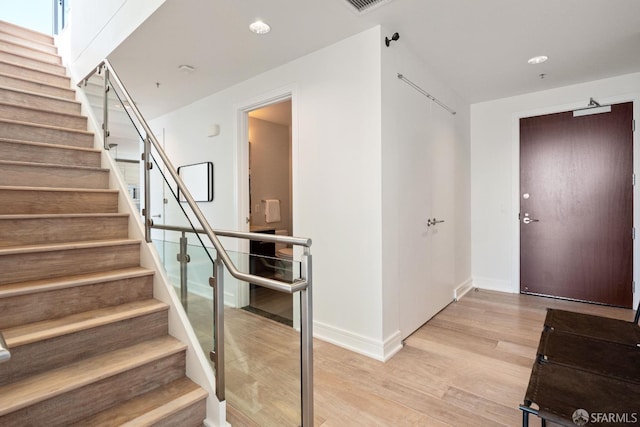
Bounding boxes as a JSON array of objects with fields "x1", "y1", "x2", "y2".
[{"x1": 78, "y1": 60, "x2": 314, "y2": 426}]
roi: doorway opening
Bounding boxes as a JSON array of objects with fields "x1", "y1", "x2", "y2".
[{"x1": 244, "y1": 99, "x2": 294, "y2": 325}]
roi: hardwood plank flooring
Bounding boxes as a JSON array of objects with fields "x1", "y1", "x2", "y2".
[{"x1": 183, "y1": 289, "x2": 635, "y2": 426}]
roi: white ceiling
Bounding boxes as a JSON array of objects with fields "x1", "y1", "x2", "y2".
[{"x1": 108, "y1": 0, "x2": 640, "y2": 119}]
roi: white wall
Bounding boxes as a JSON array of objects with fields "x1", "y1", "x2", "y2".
[
  {"x1": 150, "y1": 27, "x2": 387, "y2": 357},
  {"x1": 380, "y1": 26, "x2": 471, "y2": 348},
  {"x1": 471, "y1": 73, "x2": 640, "y2": 309},
  {"x1": 63, "y1": 0, "x2": 165, "y2": 78},
  {"x1": 249, "y1": 117, "x2": 292, "y2": 232}
]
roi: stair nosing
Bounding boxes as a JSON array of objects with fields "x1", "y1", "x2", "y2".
[
  {"x1": 0, "y1": 266, "x2": 152, "y2": 299},
  {"x1": 0, "y1": 159, "x2": 109, "y2": 172},
  {"x1": 0, "y1": 238, "x2": 140, "y2": 256},
  {"x1": 0, "y1": 336, "x2": 186, "y2": 416},
  {"x1": 0, "y1": 137, "x2": 100, "y2": 153},
  {"x1": 4, "y1": 299, "x2": 169, "y2": 348},
  {"x1": 0, "y1": 38, "x2": 61, "y2": 64},
  {"x1": 0, "y1": 86, "x2": 80, "y2": 106}
]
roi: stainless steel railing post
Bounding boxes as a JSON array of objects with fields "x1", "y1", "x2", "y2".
[
  {"x1": 300, "y1": 250, "x2": 314, "y2": 426},
  {"x1": 143, "y1": 136, "x2": 152, "y2": 243},
  {"x1": 0, "y1": 331, "x2": 10, "y2": 363},
  {"x1": 177, "y1": 232, "x2": 190, "y2": 310},
  {"x1": 210, "y1": 254, "x2": 226, "y2": 402},
  {"x1": 102, "y1": 66, "x2": 109, "y2": 150}
]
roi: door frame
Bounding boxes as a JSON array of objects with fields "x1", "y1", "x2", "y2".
[
  {"x1": 234, "y1": 85, "x2": 299, "y2": 309},
  {"x1": 511, "y1": 94, "x2": 640, "y2": 309}
]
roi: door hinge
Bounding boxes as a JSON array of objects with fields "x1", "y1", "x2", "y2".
[
  {"x1": 633, "y1": 119, "x2": 636, "y2": 132},
  {"x1": 634, "y1": 173, "x2": 637, "y2": 186},
  {"x1": 633, "y1": 227, "x2": 636, "y2": 240},
  {"x1": 633, "y1": 281, "x2": 636, "y2": 293}
]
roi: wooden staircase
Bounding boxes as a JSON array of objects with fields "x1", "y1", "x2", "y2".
[{"x1": 0, "y1": 21, "x2": 208, "y2": 426}]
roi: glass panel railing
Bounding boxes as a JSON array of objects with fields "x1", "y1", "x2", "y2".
[
  {"x1": 153, "y1": 234, "x2": 303, "y2": 425},
  {"x1": 77, "y1": 61, "x2": 313, "y2": 426}
]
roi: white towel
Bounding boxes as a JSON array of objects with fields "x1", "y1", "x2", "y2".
[{"x1": 265, "y1": 199, "x2": 281, "y2": 223}]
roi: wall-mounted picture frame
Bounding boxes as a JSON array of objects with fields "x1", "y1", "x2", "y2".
[{"x1": 177, "y1": 161, "x2": 214, "y2": 202}]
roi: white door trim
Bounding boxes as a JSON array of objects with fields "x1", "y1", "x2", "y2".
[{"x1": 234, "y1": 85, "x2": 298, "y2": 308}]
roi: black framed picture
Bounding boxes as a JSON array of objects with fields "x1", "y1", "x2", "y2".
[{"x1": 177, "y1": 161, "x2": 214, "y2": 202}]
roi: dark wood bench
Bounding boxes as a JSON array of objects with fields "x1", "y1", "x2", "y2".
[{"x1": 520, "y1": 303, "x2": 640, "y2": 426}]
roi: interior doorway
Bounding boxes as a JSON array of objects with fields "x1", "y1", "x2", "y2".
[
  {"x1": 519, "y1": 102, "x2": 634, "y2": 307},
  {"x1": 245, "y1": 99, "x2": 294, "y2": 325}
]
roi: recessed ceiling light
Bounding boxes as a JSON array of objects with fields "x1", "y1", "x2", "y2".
[
  {"x1": 249, "y1": 20, "x2": 270, "y2": 35},
  {"x1": 527, "y1": 55, "x2": 548, "y2": 65}
]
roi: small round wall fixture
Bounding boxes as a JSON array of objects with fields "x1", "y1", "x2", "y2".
[{"x1": 250, "y1": 20, "x2": 271, "y2": 35}]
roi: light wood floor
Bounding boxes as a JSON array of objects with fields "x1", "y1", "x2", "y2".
[{"x1": 184, "y1": 289, "x2": 636, "y2": 426}]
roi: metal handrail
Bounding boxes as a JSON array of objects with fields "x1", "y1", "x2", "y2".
[
  {"x1": 79, "y1": 59, "x2": 309, "y2": 294},
  {"x1": 0, "y1": 331, "x2": 10, "y2": 363},
  {"x1": 78, "y1": 59, "x2": 314, "y2": 425}
]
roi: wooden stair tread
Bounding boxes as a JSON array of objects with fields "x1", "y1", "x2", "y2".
[
  {"x1": 0, "y1": 238, "x2": 139, "y2": 256},
  {"x1": 0, "y1": 212, "x2": 129, "y2": 220},
  {"x1": 70, "y1": 377, "x2": 207, "y2": 427},
  {"x1": 0, "y1": 159, "x2": 108, "y2": 172},
  {"x1": 0, "y1": 59, "x2": 68, "y2": 79},
  {"x1": 0, "y1": 185, "x2": 117, "y2": 193},
  {"x1": 0, "y1": 51, "x2": 66, "y2": 72},
  {"x1": 0, "y1": 266, "x2": 151, "y2": 298},
  {"x1": 0, "y1": 100, "x2": 84, "y2": 117},
  {"x1": 0, "y1": 85, "x2": 79, "y2": 104},
  {"x1": 0, "y1": 39, "x2": 61, "y2": 64},
  {"x1": 0, "y1": 72, "x2": 72, "y2": 92},
  {"x1": 0, "y1": 30, "x2": 57, "y2": 55},
  {"x1": 3, "y1": 299, "x2": 168, "y2": 347},
  {"x1": 0, "y1": 335, "x2": 186, "y2": 416},
  {"x1": 0, "y1": 137, "x2": 100, "y2": 153},
  {"x1": 0, "y1": 117, "x2": 91, "y2": 136},
  {"x1": 0, "y1": 22, "x2": 54, "y2": 45}
]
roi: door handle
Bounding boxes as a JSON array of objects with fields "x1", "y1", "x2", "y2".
[
  {"x1": 427, "y1": 218, "x2": 445, "y2": 227},
  {"x1": 522, "y1": 217, "x2": 539, "y2": 224}
]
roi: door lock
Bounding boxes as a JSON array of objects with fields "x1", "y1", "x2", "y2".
[{"x1": 522, "y1": 217, "x2": 539, "y2": 224}]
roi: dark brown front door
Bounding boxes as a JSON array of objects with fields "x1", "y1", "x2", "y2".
[{"x1": 520, "y1": 102, "x2": 634, "y2": 307}]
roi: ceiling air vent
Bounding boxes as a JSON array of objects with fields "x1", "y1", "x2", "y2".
[{"x1": 344, "y1": 0, "x2": 395, "y2": 13}]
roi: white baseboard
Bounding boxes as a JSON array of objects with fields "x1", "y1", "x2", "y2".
[
  {"x1": 472, "y1": 276, "x2": 517, "y2": 293},
  {"x1": 313, "y1": 321, "x2": 402, "y2": 362},
  {"x1": 454, "y1": 277, "x2": 474, "y2": 301}
]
